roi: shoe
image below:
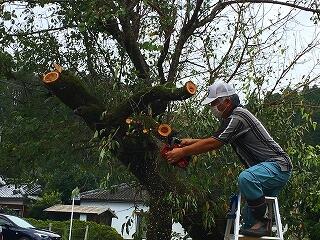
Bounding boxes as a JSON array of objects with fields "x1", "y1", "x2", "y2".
[{"x1": 239, "y1": 218, "x2": 271, "y2": 237}]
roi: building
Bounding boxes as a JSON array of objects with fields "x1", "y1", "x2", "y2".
[
  {"x1": 44, "y1": 204, "x2": 117, "y2": 225},
  {"x1": 0, "y1": 182, "x2": 41, "y2": 217},
  {"x1": 79, "y1": 183, "x2": 186, "y2": 240}
]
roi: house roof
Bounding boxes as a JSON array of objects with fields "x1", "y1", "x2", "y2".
[
  {"x1": 80, "y1": 183, "x2": 148, "y2": 202},
  {"x1": 0, "y1": 184, "x2": 41, "y2": 199},
  {"x1": 44, "y1": 204, "x2": 117, "y2": 218}
]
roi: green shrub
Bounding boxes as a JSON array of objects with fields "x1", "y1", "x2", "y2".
[
  {"x1": 28, "y1": 191, "x2": 62, "y2": 220},
  {"x1": 25, "y1": 218, "x2": 123, "y2": 240},
  {"x1": 309, "y1": 222, "x2": 320, "y2": 240}
]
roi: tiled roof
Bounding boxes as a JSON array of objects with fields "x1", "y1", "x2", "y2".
[
  {"x1": 44, "y1": 204, "x2": 117, "y2": 218},
  {"x1": 0, "y1": 184, "x2": 41, "y2": 199},
  {"x1": 80, "y1": 183, "x2": 148, "y2": 202}
]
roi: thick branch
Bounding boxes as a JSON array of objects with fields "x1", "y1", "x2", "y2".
[
  {"x1": 96, "y1": 2, "x2": 150, "y2": 81},
  {"x1": 224, "y1": 0, "x2": 320, "y2": 14},
  {"x1": 101, "y1": 81, "x2": 197, "y2": 133},
  {"x1": 167, "y1": 0, "x2": 204, "y2": 82},
  {"x1": 42, "y1": 70, "x2": 105, "y2": 130},
  {"x1": 148, "y1": 1, "x2": 176, "y2": 83},
  {"x1": 8, "y1": 25, "x2": 76, "y2": 37}
]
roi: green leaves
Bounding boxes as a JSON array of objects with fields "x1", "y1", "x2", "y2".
[
  {"x1": 99, "y1": 128, "x2": 120, "y2": 162},
  {"x1": 71, "y1": 187, "x2": 80, "y2": 198},
  {"x1": 0, "y1": 69, "x2": 104, "y2": 201},
  {"x1": 2, "y1": 11, "x2": 11, "y2": 21},
  {"x1": 140, "y1": 41, "x2": 162, "y2": 51}
]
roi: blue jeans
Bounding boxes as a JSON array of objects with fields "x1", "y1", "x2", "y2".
[{"x1": 238, "y1": 161, "x2": 291, "y2": 228}]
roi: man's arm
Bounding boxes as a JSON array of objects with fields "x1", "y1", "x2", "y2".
[
  {"x1": 166, "y1": 137, "x2": 224, "y2": 163},
  {"x1": 180, "y1": 138, "x2": 202, "y2": 146}
]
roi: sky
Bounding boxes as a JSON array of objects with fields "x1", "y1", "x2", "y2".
[{"x1": 255, "y1": 4, "x2": 319, "y2": 93}]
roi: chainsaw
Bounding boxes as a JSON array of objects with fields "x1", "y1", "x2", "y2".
[{"x1": 160, "y1": 136, "x2": 192, "y2": 169}]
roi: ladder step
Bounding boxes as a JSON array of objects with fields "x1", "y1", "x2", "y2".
[{"x1": 224, "y1": 193, "x2": 284, "y2": 240}]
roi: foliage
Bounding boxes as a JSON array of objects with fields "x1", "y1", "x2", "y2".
[
  {"x1": 282, "y1": 143, "x2": 320, "y2": 239},
  {"x1": 25, "y1": 218, "x2": 123, "y2": 240},
  {"x1": 301, "y1": 85, "x2": 320, "y2": 145},
  {"x1": 247, "y1": 89, "x2": 320, "y2": 239},
  {"x1": 308, "y1": 222, "x2": 320, "y2": 240},
  {"x1": 0, "y1": 70, "x2": 112, "y2": 201},
  {"x1": 28, "y1": 191, "x2": 62, "y2": 220}
]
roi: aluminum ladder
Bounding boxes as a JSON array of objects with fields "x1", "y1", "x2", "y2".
[{"x1": 224, "y1": 194, "x2": 284, "y2": 240}]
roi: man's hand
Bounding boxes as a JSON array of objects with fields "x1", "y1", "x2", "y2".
[{"x1": 166, "y1": 147, "x2": 186, "y2": 164}]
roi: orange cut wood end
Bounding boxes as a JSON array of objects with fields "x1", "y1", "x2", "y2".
[
  {"x1": 126, "y1": 118, "x2": 133, "y2": 124},
  {"x1": 143, "y1": 129, "x2": 148, "y2": 134},
  {"x1": 43, "y1": 71, "x2": 60, "y2": 83},
  {"x1": 53, "y1": 63, "x2": 63, "y2": 73},
  {"x1": 157, "y1": 124, "x2": 172, "y2": 137},
  {"x1": 185, "y1": 81, "x2": 197, "y2": 95}
]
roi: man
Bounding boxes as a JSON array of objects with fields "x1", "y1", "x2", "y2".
[{"x1": 166, "y1": 81, "x2": 292, "y2": 237}]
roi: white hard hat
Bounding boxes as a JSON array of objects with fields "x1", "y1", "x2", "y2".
[{"x1": 202, "y1": 81, "x2": 236, "y2": 105}]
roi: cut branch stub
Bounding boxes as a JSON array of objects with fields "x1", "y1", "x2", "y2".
[
  {"x1": 158, "y1": 124, "x2": 172, "y2": 137},
  {"x1": 43, "y1": 63, "x2": 63, "y2": 84},
  {"x1": 43, "y1": 71, "x2": 60, "y2": 84},
  {"x1": 185, "y1": 81, "x2": 197, "y2": 95}
]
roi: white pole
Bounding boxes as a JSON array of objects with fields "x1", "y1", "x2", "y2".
[
  {"x1": 84, "y1": 225, "x2": 89, "y2": 240},
  {"x1": 68, "y1": 197, "x2": 75, "y2": 240}
]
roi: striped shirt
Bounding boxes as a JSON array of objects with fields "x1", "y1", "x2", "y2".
[{"x1": 212, "y1": 106, "x2": 292, "y2": 171}]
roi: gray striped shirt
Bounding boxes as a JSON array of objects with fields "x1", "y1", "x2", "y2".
[{"x1": 212, "y1": 106, "x2": 292, "y2": 171}]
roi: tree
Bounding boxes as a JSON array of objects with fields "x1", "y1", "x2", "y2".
[{"x1": 1, "y1": 1, "x2": 320, "y2": 239}]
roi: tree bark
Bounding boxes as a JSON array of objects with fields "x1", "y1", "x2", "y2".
[{"x1": 146, "y1": 196, "x2": 173, "y2": 240}]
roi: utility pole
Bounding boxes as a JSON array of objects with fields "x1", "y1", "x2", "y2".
[{"x1": 69, "y1": 187, "x2": 80, "y2": 240}]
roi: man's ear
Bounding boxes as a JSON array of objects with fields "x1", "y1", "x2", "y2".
[{"x1": 227, "y1": 98, "x2": 235, "y2": 109}]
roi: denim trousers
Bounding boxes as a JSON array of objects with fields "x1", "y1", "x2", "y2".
[{"x1": 238, "y1": 161, "x2": 291, "y2": 228}]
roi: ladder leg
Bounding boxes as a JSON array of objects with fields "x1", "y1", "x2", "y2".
[
  {"x1": 224, "y1": 218, "x2": 233, "y2": 240},
  {"x1": 233, "y1": 194, "x2": 241, "y2": 240},
  {"x1": 273, "y1": 197, "x2": 284, "y2": 240},
  {"x1": 266, "y1": 200, "x2": 274, "y2": 236},
  {"x1": 224, "y1": 193, "x2": 241, "y2": 240}
]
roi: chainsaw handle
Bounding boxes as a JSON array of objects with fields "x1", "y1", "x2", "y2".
[{"x1": 171, "y1": 137, "x2": 182, "y2": 145}]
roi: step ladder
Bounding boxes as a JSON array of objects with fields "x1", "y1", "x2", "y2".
[{"x1": 224, "y1": 194, "x2": 284, "y2": 240}]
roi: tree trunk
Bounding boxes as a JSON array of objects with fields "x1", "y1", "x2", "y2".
[{"x1": 146, "y1": 196, "x2": 173, "y2": 240}]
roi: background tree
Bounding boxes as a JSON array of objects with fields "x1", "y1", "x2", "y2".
[{"x1": 1, "y1": 1, "x2": 320, "y2": 239}]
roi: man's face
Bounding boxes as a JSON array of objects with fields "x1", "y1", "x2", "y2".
[
  {"x1": 210, "y1": 97, "x2": 232, "y2": 118},
  {"x1": 210, "y1": 97, "x2": 227, "y2": 111}
]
